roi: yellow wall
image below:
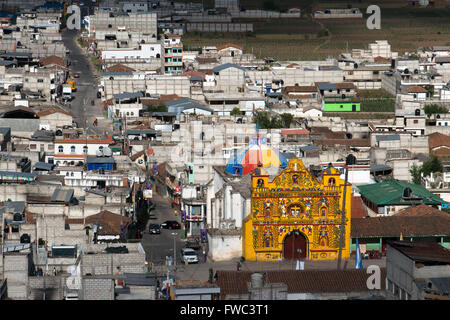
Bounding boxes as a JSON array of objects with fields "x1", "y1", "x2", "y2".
[{"x1": 243, "y1": 158, "x2": 351, "y2": 261}]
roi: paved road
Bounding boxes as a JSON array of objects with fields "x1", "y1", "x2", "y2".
[
  {"x1": 61, "y1": 28, "x2": 105, "y2": 134},
  {"x1": 141, "y1": 192, "x2": 185, "y2": 265}
]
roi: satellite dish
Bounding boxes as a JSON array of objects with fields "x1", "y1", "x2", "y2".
[
  {"x1": 103, "y1": 147, "x2": 112, "y2": 157},
  {"x1": 96, "y1": 149, "x2": 103, "y2": 157}
]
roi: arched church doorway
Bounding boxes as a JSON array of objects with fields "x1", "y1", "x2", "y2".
[{"x1": 283, "y1": 230, "x2": 307, "y2": 260}]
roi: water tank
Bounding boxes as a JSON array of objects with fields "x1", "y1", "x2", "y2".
[
  {"x1": 251, "y1": 273, "x2": 264, "y2": 288},
  {"x1": 404, "y1": 68, "x2": 409, "y2": 74},
  {"x1": 103, "y1": 147, "x2": 112, "y2": 157},
  {"x1": 414, "y1": 69, "x2": 419, "y2": 74},
  {"x1": 13, "y1": 212, "x2": 22, "y2": 221},
  {"x1": 354, "y1": 63, "x2": 358, "y2": 69},
  {"x1": 403, "y1": 187, "x2": 412, "y2": 198},
  {"x1": 415, "y1": 109, "x2": 421, "y2": 116},
  {"x1": 20, "y1": 233, "x2": 30, "y2": 243}
]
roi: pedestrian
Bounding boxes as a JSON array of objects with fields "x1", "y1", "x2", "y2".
[
  {"x1": 203, "y1": 249, "x2": 206, "y2": 264},
  {"x1": 53, "y1": 267, "x2": 57, "y2": 276},
  {"x1": 236, "y1": 261, "x2": 241, "y2": 271}
]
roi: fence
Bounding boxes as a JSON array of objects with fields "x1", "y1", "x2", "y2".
[{"x1": 186, "y1": 23, "x2": 253, "y2": 33}]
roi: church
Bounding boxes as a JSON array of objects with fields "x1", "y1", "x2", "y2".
[{"x1": 242, "y1": 158, "x2": 352, "y2": 261}]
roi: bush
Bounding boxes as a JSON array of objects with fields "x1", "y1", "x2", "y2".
[
  {"x1": 253, "y1": 111, "x2": 294, "y2": 129},
  {"x1": 424, "y1": 104, "x2": 449, "y2": 117},
  {"x1": 230, "y1": 107, "x2": 242, "y2": 116},
  {"x1": 146, "y1": 104, "x2": 168, "y2": 112}
]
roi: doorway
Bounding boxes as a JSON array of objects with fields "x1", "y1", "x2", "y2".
[{"x1": 283, "y1": 230, "x2": 307, "y2": 259}]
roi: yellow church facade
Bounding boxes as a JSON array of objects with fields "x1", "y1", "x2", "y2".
[{"x1": 242, "y1": 158, "x2": 352, "y2": 262}]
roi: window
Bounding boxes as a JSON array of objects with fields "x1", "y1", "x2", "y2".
[
  {"x1": 37, "y1": 79, "x2": 44, "y2": 83},
  {"x1": 413, "y1": 120, "x2": 418, "y2": 124},
  {"x1": 83, "y1": 146, "x2": 88, "y2": 153},
  {"x1": 30, "y1": 144, "x2": 36, "y2": 150},
  {"x1": 58, "y1": 145, "x2": 63, "y2": 153},
  {"x1": 70, "y1": 146, "x2": 76, "y2": 153}
]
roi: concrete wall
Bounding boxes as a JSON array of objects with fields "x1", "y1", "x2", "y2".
[
  {"x1": 3, "y1": 253, "x2": 29, "y2": 300},
  {"x1": 28, "y1": 275, "x2": 67, "y2": 300},
  {"x1": 207, "y1": 233, "x2": 242, "y2": 261},
  {"x1": 81, "y1": 278, "x2": 114, "y2": 300},
  {"x1": 81, "y1": 243, "x2": 146, "y2": 275}
]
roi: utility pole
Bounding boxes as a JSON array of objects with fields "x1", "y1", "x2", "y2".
[{"x1": 337, "y1": 154, "x2": 356, "y2": 270}]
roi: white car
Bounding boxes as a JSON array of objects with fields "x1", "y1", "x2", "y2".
[{"x1": 180, "y1": 248, "x2": 199, "y2": 264}]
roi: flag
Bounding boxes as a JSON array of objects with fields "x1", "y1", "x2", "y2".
[{"x1": 355, "y1": 238, "x2": 363, "y2": 269}]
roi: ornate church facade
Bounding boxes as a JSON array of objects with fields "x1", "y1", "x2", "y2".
[{"x1": 242, "y1": 158, "x2": 352, "y2": 261}]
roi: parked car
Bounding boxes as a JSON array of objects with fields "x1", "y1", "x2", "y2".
[
  {"x1": 185, "y1": 237, "x2": 201, "y2": 250},
  {"x1": 180, "y1": 248, "x2": 198, "y2": 264},
  {"x1": 160, "y1": 220, "x2": 181, "y2": 229},
  {"x1": 149, "y1": 224, "x2": 160, "y2": 234}
]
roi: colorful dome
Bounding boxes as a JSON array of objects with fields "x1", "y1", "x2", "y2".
[{"x1": 225, "y1": 137, "x2": 288, "y2": 175}]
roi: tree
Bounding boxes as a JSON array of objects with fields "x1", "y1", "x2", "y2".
[
  {"x1": 410, "y1": 163, "x2": 422, "y2": 185},
  {"x1": 253, "y1": 111, "x2": 295, "y2": 129},
  {"x1": 421, "y1": 156, "x2": 443, "y2": 177},
  {"x1": 424, "y1": 104, "x2": 449, "y2": 118},
  {"x1": 230, "y1": 107, "x2": 242, "y2": 116},
  {"x1": 263, "y1": 0, "x2": 279, "y2": 11},
  {"x1": 279, "y1": 113, "x2": 294, "y2": 128},
  {"x1": 146, "y1": 104, "x2": 168, "y2": 112}
]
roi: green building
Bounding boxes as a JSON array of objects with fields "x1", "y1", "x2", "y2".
[
  {"x1": 323, "y1": 100, "x2": 361, "y2": 112},
  {"x1": 357, "y1": 180, "x2": 444, "y2": 215}
]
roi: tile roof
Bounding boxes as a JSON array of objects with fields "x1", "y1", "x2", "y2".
[
  {"x1": 196, "y1": 57, "x2": 218, "y2": 64},
  {"x1": 351, "y1": 195, "x2": 367, "y2": 218},
  {"x1": 106, "y1": 64, "x2": 135, "y2": 73},
  {"x1": 283, "y1": 85, "x2": 317, "y2": 93},
  {"x1": 281, "y1": 128, "x2": 309, "y2": 135},
  {"x1": 334, "y1": 82, "x2": 357, "y2": 90},
  {"x1": 40, "y1": 55, "x2": 64, "y2": 67},
  {"x1": 406, "y1": 85, "x2": 428, "y2": 93},
  {"x1": 357, "y1": 180, "x2": 444, "y2": 206},
  {"x1": 216, "y1": 43, "x2": 243, "y2": 51},
  {"x1": 37, "y1": 107, "x2": 72, "y2": 117},
  {"x1": 428, "y1": 132, "x2": 450, "y2": 149},
  {"x1": 313, "y1": 138, "x2": 370, "y2": 147},
  {"x1": 215, "y1": 269, "x2": 386, "y2": 296},
  {"x1": 394, "y1": 204, "x2": 450, "y2": 219},
  {"x1": 351, "y1": 215, "x2": 450, "y2": 238},
  {"x1": 85, "y1": 210, "x2": 131, "y2": 236}
]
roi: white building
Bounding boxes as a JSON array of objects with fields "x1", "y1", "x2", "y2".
[{"x1": 101, "y1": 43, "x2": 162, "y2": 61}]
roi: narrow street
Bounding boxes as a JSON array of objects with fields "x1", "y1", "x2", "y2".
[
  {"x1": 61, "y1": 29, "x2": 107, "y2": 135},
  {"x1": 140, "y1": 191, "x2": 185, "y2": 264}
]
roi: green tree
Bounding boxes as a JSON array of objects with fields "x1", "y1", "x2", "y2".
[
  {"x1": 146, "y1": 104, "x2": 168, "y2": 112},
  {"x1": 253, "y1": 111, "x2": 294, "y2": 129},
  {"x1": 279, "y1": 113, "x2": 294, "y2": 128},
  {"x1": 230, "y1": 107, "x2": 242, "y2": 116},
  {"x1": 263, "y1": 0, "x2": 279, "y2": 11},
  {"x1": 410, "y1": 163, "x2": 422, "y2": 185},
  {"x1": 424, "y1": 104, "x2": 449, "y2": 118},
  {"x1": 421, "y1": 156, "x2": 443, "y2": 177}
]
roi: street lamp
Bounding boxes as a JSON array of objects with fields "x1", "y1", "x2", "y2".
[{"x1": 337, "y1": 154, "x2": 356, "y2": 270}]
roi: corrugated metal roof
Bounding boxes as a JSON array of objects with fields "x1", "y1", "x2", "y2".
[
  {"x1": 212, "y1": 63, "x2": 245, "y2": 72},
  {"x1": 113, "y1": 92, "x2": 143, "y2": 99},
  {"x1": 357, "y1": 180, "x2": 443, "y2": 206},
  {"x1": 51, "y1": 188, "x2": 74, "y2": 203},
  {"x1": 375, "y1": 134, "x2": 400, "y2": 142}
]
